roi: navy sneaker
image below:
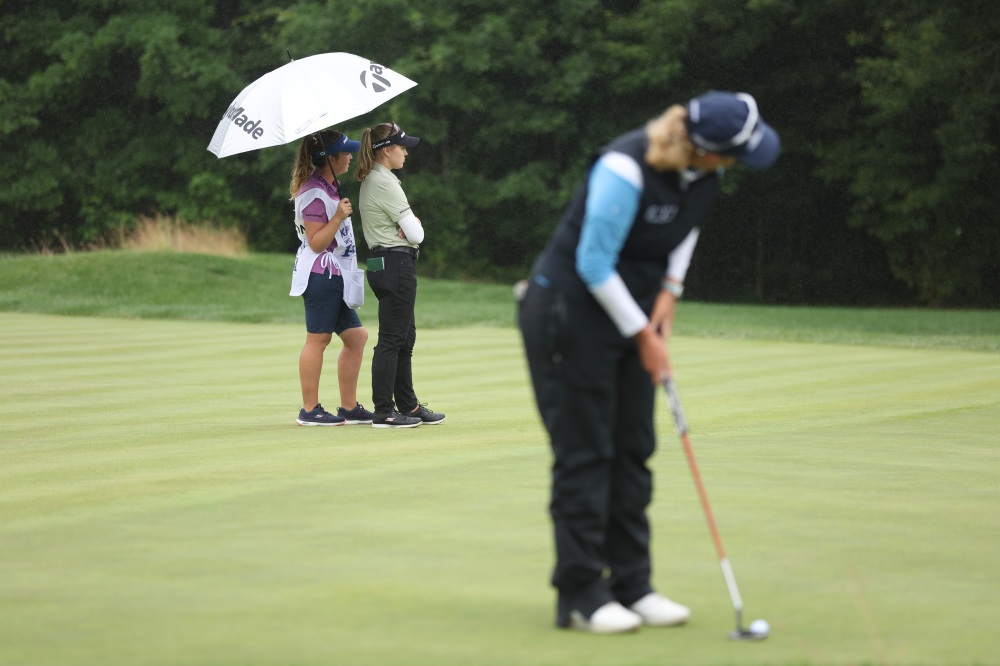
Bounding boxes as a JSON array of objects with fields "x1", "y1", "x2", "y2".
[
  {"x1": 372, "y1": 411, "x2": 422, "y2": 429},
  {"x1": 337, "y1": 403, "x2": 375, "y2": 425},
  {"x1": 410, "y1": 403, "x2": 446, "y2": 425},
  {"x1": 296, "y1": 404, "x2": 346, "y2": 426}
]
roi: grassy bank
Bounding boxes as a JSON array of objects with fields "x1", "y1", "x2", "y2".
[{"x1": 1, "y1": 250, "x2": 997, "y2": 351}]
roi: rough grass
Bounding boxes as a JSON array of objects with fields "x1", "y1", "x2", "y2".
[
  {"x1": 119, "y1": 214, "x2": 248, "y2": 256},
  {"x1": 26, "y1": 215, "x2": 248, "y2": 257}
]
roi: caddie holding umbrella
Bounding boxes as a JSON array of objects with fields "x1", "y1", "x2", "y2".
[{"x1": 207, "y1": 52, "x2": 418, "y2": 426}]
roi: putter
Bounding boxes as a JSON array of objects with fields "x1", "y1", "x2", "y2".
[{"x1": 661, "y1": 376, "x2": 768, "y2": 641}]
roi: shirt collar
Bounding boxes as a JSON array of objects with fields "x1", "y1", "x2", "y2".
[{"x1": 371, "y1": 162, "x2": 399, "y2": 181}]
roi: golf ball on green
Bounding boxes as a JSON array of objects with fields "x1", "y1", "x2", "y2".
[{"x1": 749, "y1": 619, "x2": 769, "y2": 635}]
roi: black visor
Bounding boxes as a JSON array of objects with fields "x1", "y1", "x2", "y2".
[{"x1": 371, "y1": 123, "x2": 421, "y2": 150}]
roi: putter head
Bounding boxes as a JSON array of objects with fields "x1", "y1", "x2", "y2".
[{"x1": 728, "y1": 626, "x2": 768, "y2": 641}]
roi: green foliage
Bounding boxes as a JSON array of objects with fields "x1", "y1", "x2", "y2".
[
  {"x1": 818, "y1": 0, "x2": 1000, "y2": 305},
  {"x1": 0, "y1": 0, "x2": 997, "y2": 305},
  {"x1": 0, "y1": 1, "x2": 287, "y2": 248}
]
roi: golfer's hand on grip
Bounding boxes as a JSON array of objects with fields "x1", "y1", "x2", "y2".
[
  {"x1": 635, "y1": 325, "x2": 671, "y2": 384},
  {"x1": 650, "y1": 290, "x2": 677, "y2": 340}
]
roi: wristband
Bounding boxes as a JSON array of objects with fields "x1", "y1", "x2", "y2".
[{"x1": 663, "y1": 279, "x2": 684, "y2": 298}]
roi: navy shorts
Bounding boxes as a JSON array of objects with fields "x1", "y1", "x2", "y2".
[{"x1": 302, "y1": 271, "x2": 363, "y2": 335}]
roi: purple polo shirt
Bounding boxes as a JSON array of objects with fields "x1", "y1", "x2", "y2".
[{"x1": 297, "y1": 173, "x2": 342, "y2": 275}]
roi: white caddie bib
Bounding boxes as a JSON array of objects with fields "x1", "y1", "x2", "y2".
[{"x1": 289, "y1": 183, "x2": 364, "y2": 309}]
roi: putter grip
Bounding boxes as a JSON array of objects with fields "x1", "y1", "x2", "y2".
[{"x1": 662, "y1": 377, "x2": 688, "y2": 436}]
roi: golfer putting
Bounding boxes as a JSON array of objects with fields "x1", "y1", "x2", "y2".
[{"x1": 518, "y1": 91, "x2": 780, "y2": 634}]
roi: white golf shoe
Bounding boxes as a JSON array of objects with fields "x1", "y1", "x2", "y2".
[
  {"x1": 628, "y1": 592, "x2": 691, "y2": 626},
  {"x1": 568, "y1": 601, "x2": 643, "y2": 634}
]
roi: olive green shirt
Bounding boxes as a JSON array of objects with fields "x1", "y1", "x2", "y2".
[{"x1": 359, "y1": 163, "x2": 418, "y2": 249}]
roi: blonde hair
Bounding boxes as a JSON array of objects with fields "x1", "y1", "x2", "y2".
[
  {"x1": 288, "y1": 130, "x2": 344, "y2": 199},
  {"x1": 644, "y1": 105, "x2": 694, "y2": 172},
  {"x1": 355, "y1": 123, "x2": 398, "y2": 182}
]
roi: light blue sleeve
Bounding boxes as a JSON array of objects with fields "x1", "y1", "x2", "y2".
[{"x1": 575, "y1": 159, "x2": 642, "y2": 288}]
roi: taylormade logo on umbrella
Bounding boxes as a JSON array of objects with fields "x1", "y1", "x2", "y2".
[
  {"x1": 224, "y1": 104, "x2": 265, "y2": 140},
  {"x1": 360, "y1": 63, "x2": 392, "y2": 93}
]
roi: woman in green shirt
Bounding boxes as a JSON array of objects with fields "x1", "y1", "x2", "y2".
[{"x1": 355, "y1": 122, "x2": 446, "y2": 429}]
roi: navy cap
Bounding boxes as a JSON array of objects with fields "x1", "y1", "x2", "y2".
[
  {"x1": 685, "y1": 91, "x2": 780, "y2": 169},
  {"x1": 311, "y1": 133, "x2": 360, "y2": 161},
  {"x1": 329, "y1": 134, "x2": 361, "y2": 153},
  {"x1": 371, "y1": 123, "x2": 421, "y2": 150}
]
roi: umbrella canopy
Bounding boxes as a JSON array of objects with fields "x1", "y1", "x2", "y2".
[{"x1": 208, "y1": 52, "x2": 418, "y2": 158}]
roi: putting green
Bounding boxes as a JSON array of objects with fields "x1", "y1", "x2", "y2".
[{"x1": 1, "y1": 312, "x2": 998, "y2": 665}]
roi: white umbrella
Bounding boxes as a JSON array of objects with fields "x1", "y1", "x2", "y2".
[{"x1": 207, "y1": 52, "x2": 418, "y2": 158}]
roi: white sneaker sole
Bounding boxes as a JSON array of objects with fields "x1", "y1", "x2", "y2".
[
  {"x1": 568, "y1": 618, "x2": 641, "y2": 634},
  {"x1": 568, "y1": 603, "x2": 642, "y2": 634},
  {"x1": 372, "y1": 422, "x2": 421, "y2": 429},
  {"x1": 296, "y1": 420, "x2": 346, "y2": 426},
  {"x1": 629, "y1": 593, "x2": 691, "y2": 627}
]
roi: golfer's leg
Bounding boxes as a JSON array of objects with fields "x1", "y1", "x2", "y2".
[
  {"x1": 519, "y1": 283, "x2": 619, "y2": 621},
  {"x1": 369, "y1": 259, "x2": 410, "y2": 415},
  {"x1": 606, "y1": 351, "x2": 657, "y2": 605},
  {"x1": 393, "y1": 313, "x2": 418, "y2": 412},
  {"x1": 548, "y1": 379, "x2": 618, "y2": 622},
  {"x1": 382, "y1": 254, "x2": 417, "y2": 412}
]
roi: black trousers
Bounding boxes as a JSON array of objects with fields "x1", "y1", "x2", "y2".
[
  {"x1": 367, "y1": 251, "x2": 419, "y2": 415},
  {"x1": 518, "y1": 279, "x2": 656, "y2": 624}
]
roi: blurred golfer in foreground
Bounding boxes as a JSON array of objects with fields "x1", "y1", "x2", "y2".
[{"x1": 518, "y1": 91, "x2": 780, "y2": 634}]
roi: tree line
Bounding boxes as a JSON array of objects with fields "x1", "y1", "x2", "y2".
[{"x1": 1, "y1": 0, "x2": 997, "y2": 306}]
